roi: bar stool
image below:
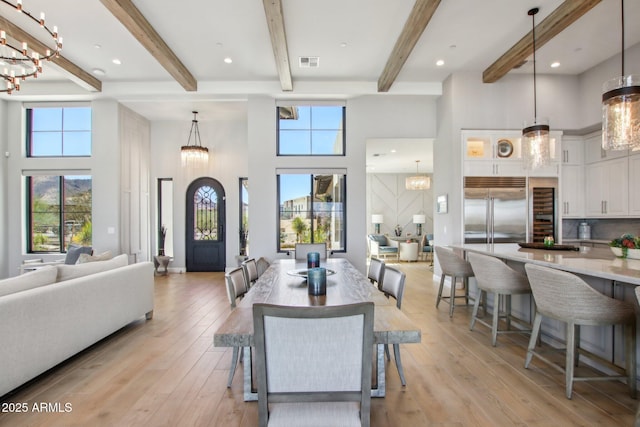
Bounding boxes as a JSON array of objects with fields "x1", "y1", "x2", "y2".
[
  {"x1": 379, "y1": 266, "x2": 407, "y2": 386},
  {"x1": 467, "y1": 252, "x2": 532, "y2": 346},
  {"x1": 524, "y1": 264, "x2": 636, "y2": 399},
  {"x1": 224, "y1": 266, "x2": 250, "y2": 388},
  {"x1": 367, "y1": 257, "x2": 385, "y2": 290},
  {"x1": 434, "y1": 246, "x2": 474, "y2": 317}
]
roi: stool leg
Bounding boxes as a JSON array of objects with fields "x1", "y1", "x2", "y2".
[
  {"x1": 574, "y1": 325, "x2": 580, "y2": 367},
  {"x1": 436, "y1": 274, "x2": 446, "y2": 308},
  {"x1": 449, "y1": 276, "x2": 457, "y2": 318},
  {"x1": 525, "y1": 313, "x2": 543, "y2": 369},
  {"x1": 627, "y1": 321, "x2": 637, "y2": 398},
  {"x1": 566, "y1": 322, "x2": 576, "y2": 399},
  {"x1": 505, "y1": 294, "x2": 512, "y2": 331},
  {"x1": 393, "y1": 344, "x2": 406, "y2": 386},
  {"x1": 491, "y1": 293, "x2": 500, "y2": 346},
  {"x1": 464, "y1": 277, "x2": 470, "y2": 306},
  {"x1": 384, "y1": 343, "x2": 391, "y2": 361},
  {"x1": 470, "y1": 289, "x2": 483, "y2": 331},
  {"x1": 227, "y1": 346, "x2": 240, "y2": 388}
]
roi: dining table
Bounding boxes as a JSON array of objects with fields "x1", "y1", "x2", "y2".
[{"x1": 213, "y1": 258, "x2": 422, "y2": 401}]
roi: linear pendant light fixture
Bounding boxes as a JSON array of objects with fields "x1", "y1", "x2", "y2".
[
  {"x1": 522, "y1": 7, "x2": 550, "y2": 170},
  {"x1": 602, "y1": 0, "x2": 640, "y2": 151},
  {"x1": 405, "y1": 160, "x2": 430, "y2": 190},
  {"x1": 181, "y1": 111, "x2": 209, "y2": 169}
]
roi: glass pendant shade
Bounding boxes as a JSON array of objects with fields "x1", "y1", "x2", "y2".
[
  {"x1": 523, "y1": 119, "x2": 551, "y2": 170},
  {"x1": 405, "y1": 160, "x2": 430, "y2": 190},
  {"x1": 602, "y1": 74, "x2": 640, "y2": 151},
  {"x1": 180, "y1": 111, "x2": 209, "y2": 169}
]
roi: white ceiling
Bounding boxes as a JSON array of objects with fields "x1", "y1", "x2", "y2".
[{"x1": 1, "y1": 0, "x2": 639, "y2": 171}]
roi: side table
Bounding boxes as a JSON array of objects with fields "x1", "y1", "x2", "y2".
[{"x1": 153, "y1": 255, "x2": 172, "y2": 275}]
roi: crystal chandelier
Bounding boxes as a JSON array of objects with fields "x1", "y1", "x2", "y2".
[
  {"x1": 405, "y1": 160, "x2": 430, "y2": 190},
  {"x1": 0, "y1": 0, "x2": 62, "y2": 94},
  {"x1": 522, "y1": 7, "x2": 550, "y2": 170},
  {"x1": 602, "y1": 0, "x2": 640, "y2": 151},
  {"x1": 181, "y1": 111, "x2": 209, "y2": 168}
]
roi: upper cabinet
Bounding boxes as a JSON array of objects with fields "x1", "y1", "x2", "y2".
[
  {"x1": 561, "y1": 136, "x2": 584, "y2": 165},
  {"x1": 585, "y1": 131, "x2": 628, "y2": 163}
]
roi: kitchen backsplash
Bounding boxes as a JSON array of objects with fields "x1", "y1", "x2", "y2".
[{"x1": 563, "y1": 218, "x2": 640, "y2": 241}]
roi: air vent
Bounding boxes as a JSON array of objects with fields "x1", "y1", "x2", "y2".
[{"x1": 299, "y1": 56, "x2": 320, "y2": 68}]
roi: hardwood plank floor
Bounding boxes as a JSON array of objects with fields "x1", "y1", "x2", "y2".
[{"x1": 1, "y1": 261, "x2": 636, "y2": 426}]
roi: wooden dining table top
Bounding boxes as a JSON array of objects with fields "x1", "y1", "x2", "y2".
[{"x1": 213, "y1": 258, "x2": 422, "y2": 347}]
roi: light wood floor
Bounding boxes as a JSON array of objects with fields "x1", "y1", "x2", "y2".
[{"x1": 1, "y1": 261, "x2": 637, "y2": 426}]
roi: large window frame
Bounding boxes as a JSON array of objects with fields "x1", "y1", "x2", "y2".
[
  {"x1": 27, "y1": 175, "x2": 93, "y2": 253},
  {"x1": 276, "y1": 104, "x2": 346, "y2": 156},
  {"x1": 26, "y1": 105, "x2": 92, "y2": 157},
  {"x1": 277, "y1": 171, "x2": 346, "y2": 253}
]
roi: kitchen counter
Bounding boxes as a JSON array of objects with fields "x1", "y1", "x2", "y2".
[{"x1": 451, "y1": 243, "x2": 640, "y2": 286}]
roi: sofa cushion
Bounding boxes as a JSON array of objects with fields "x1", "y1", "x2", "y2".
[
  {"x1": 56, "y1": 254, "x2": 128, "y2": 282},
  {"x1": 65, "y1": 245, "x2": 93, "y2": 265},
  {"x1": 368, "y1": 234, "x2": 388, "y2": 245},
  {"x1": 78, "y1": 251, "x2": 113, "y2": 264},
  {"x1": 0, "y1": 266, "x2": 58, "y2": 297}
]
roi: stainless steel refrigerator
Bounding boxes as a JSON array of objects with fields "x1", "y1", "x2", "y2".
[{"x1": 464, "y1": 176, "x2": 527, "y2": 244}]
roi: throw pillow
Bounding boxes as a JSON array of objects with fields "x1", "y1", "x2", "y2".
[
  {"x1": 65, "y1": 245, "x2": 93, "y2": 265},
  {"x1": 56, "y1": 254, "x2": 128, "y2": 282},
  {"x1": 77, "y1": 251, "x2": 113, "y2": 264},
  {"x1": 0, "y1": 266, "x2": 58, "y2": 297}
]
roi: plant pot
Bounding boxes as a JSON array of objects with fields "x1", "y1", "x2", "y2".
[{"x1": 610, "y1": 247, "x2": 640, "y2": 259}]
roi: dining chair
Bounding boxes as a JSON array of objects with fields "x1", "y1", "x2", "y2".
[
  {"x1": 420, "y1": 234, "x2": 434, "y2": 264},
  {"x1": 379, "y1": 266, "x2": 407, "y2": 386},
  {"x1": 367, "y1": 257, "x2": 385, "y2": 290},
  {"x1": 241, "y1": 258, "x2": 259, "y2": 287},
  {"x1": 224, "y1": 266, "x2": 249, "y2": 388},
  {"x1": 294, "y1": 243, "x2": 327, "y2": 260},
  {"x1": 467, "y1": 252, "x2": 532, "y2": 346},
  {"x1": 434, "y1": 246, "x2": 474, "y2": 317},
  {"x1": 256, "y1": 257, "x2": 271, "y2": 277},
  {"x1": 524, "y1": 263, "x2": 636, "y2": 399},
  {"x1": 253, "y1": 302, "x2": 374, "y2": 427}
]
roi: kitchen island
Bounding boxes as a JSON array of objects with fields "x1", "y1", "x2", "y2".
[{"x1": 448, "y1": 243, "x2": 639, "y2": 377}]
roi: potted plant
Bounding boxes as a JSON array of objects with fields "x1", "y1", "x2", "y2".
[
  {"x1": 609, "y1": 233, "x2": 640, "y2": 259},
  {"x1": 158, "y1": 225, "x2": 167, "y2": 256}
]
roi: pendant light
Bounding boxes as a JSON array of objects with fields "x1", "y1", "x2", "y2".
[
  {"x1": 180, "y1": 111, "x2": 209, "y2": 169},
  {"x1": 602, "y1": 0, "x2": 640, "y2": 151},
  {"x1": 405, "y1": 160, "x2": 430, "y2": 190},
  {"x1": 522, "y1": 7, "x2": 550, "y2": 170}
]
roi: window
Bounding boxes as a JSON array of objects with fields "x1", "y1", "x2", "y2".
[
  {"x1": 278, "y1": 173, "x2": 346, "y2": 252},
  {"x1": 27, "y1": 106, "x2": 91, "y2": 157},
  {"x1": 277, "y1": 105, "x2": 345, "y2": 155},
  {"x1": 193, "y1": 185, "x2": 219, "y2": 241},
  {"x1": 239, "y1": 177, "x2": 249, "y2": 256},
  {"x1": 28, "y1": 175, "x2": 92, "y2": 253}
]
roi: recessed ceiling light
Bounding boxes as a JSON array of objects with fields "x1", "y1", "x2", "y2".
[
  {"x1": 224, "y1": 57, "x2": 233, "y2": 64},
  {"x1": 340, "y1": 42, "x2": 347, "y2": 48},
  {"x1": 92, "y1": 68, "x2": 106, "y2": 76},
  {"x1": 94, "y1": 44, "x2": 101, "y2": 49},
  {"x1": 390, "y1": 149, "x2": 396, "y2": 153},
  {"x1": 112, "y1": 58, "x2": 121, "y2": 65},
  {"x1": 436, "y1": 59, "x2": 445, "y2": 67},
  {"x1": 550, "y1": 61, "x2": 560, "y2": 68}
]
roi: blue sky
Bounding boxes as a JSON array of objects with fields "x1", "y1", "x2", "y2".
[{"x1": 31, "y1": 107, "x2": 91, "y2": 156}]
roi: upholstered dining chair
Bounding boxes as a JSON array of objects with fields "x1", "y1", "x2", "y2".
[
  {"x1": 524, "y1": 264, "x2": 636, "y2": 399},
  {"x1": 379, "y1": 266, "x2": 407, "y2": 386},
  {"x1": 367, "y1": 257, "x2": 385, "y2": 290},
  {"x1": 467, "y1": 252, "x2": 532, "y2": 346},
  {"x1": 294, "y1": 243, "x2": 327, "y2": 261},
  {"x1": 224, "y1": 266, "x2": 250, "y2": 388},
  {"x1": 434, "y1": 246, "x2": 475, "y2": 317},
  {"x1": 241, "y1": 258, "x2": 259, "y2": 287},
  {"x1": 253, "y1": 302, "x2": 374, "y2": 427}
]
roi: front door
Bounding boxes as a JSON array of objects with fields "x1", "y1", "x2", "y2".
[{"x1": 185, "y1": 177, "x2": 226, "y2": 271}]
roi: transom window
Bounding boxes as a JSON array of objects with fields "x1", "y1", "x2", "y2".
[
  {"x1": 28, "y1": 175, "x2": 92, "y2": 253},
  {"x1": 277, "y1": 105, "x2": 345, "y2": 155},
  {"x1": 278, "y1": 172, "x2": 346, "y2": 252},
  {"x1": 27, "y1": 106, "x2": 92, "y2": 157}
]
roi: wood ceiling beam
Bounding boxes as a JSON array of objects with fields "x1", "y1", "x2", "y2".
[
  {"x1": 483, "y1": 0, "x2": 602, "y2": 84},
  {"x1": 0, "y1": 16, "x2": 102, "y2": 92},
  {"x1": 378, "y1": 0, "x2": 441, "y2": 93},
  {"x1": 263, "y1": 0, "x2": 293, "y2": 91},
  {"x1": 100, "y1": 0, "x2": 197, "y2": 92}
]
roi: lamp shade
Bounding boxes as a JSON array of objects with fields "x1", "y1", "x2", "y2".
[
  {"x1": 523, "y1": 119, "x2": 551, "y2": 170},
  {"x1": 602, "y1": 75, "x2": 640, "y2": 150},
  {"x1": 413, "y1": 214, "x2": 426, "y2": 224},
  {"x1": 371, "y1": 214, "x2": 384, "y2": 224},
  {"x1": 405, "y1": 175, "x2": 431, "y2": 190}
]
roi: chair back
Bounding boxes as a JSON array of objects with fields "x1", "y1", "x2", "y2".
[
  {"x1": 241, "y1": 258, "x2": 259, "y2": 286},
  {"x1": 225, "y1": 267, "x2": 248, "y2": 308},
  {"x1": 434, "y1": 246, "x2": 474, "y2": 277},
  {"x1": 367, "y1": 257, "x2": 385, "y2": 287},
  {"x1": 253, "y1": 302, "x2": 374, "y2": 427},
  {"x1": 524, "y1": 263, "x2": 632, "y2": 322},
  {"x1": 380, "y1": 266, "x2": 406, "y2": 309},
  {"x1": 294, "y1": 243, "x2": 327, "y2": 260},
  {"x1": 467, "y1": 252, "x2": 529, "y2": 292},
  {"x1": 256, "y1": 257, "x2": 271, "y2": 277}
]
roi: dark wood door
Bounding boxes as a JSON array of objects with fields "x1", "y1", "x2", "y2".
[{"x1": 185, "y1": 177, "x2": 226, "y2": 272}]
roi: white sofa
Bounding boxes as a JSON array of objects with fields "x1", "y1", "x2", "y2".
[{"x1": 0, "y1": 255, "x2": 154, "y2": 397}]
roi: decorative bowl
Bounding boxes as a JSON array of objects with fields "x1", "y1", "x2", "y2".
[{"x1": 610, "y1": 247, "x2": 640, "y2": 259}]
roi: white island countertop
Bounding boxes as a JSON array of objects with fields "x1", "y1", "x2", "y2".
[{"x1": 450, "y1": 243, "x2": 640, "y2": 286}]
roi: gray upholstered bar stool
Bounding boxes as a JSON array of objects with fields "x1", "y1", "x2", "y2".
[
  {"x1": 367, "y1": 257, "x2": 385, "y2": 290},
  {"x1": 434, "y1": 246, "x2": 474, "y2": 317},
  {"x1": 467, "y1": 252, "x2": 532, "y2": 346},
  {"x1": 524, "y1": 264, "x2": 637, "y2": 399}
]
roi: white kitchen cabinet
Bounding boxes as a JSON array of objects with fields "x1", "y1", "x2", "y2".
[
  {"x1": 584, "y1": 157, "x2": 628, "y2": 216},
  {"x1": 561, "y1": 136, "x2": 584, "y2": 165},
  {"x1": 628, "y1": 153, "x2": 640, "y2": 215},
  {"x1": 463, "y1": 131, "x2": 525, "y2": 176},
  {"x1": 585, "y1": 131, "x2": 628, "y2": 164},
  {"x1": 561, "y1": 165, "x2": 584, "y2": 217}
]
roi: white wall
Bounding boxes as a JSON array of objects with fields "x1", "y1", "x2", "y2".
[{"x1": 0, "y1": 99, "x2": 7, "y2": 278}]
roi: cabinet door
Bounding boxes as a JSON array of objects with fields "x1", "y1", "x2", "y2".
[
  {"x1": 561, "y1": 165, "x2": 584, "y2": 217},
  {"x1": 629, "y1": 154, "x2": 640, "y2": 215},
  {"x1": 604, "y1": 157, "x2": 628, "y2": 216},
  {"x1": 463, "y1": 161, "x2": 494, "y2": 176},
  {"x1": 494, "y1": 161, "x2": 526, "y2": 176},
  {"x1": 585, "y1": 131, "x2": 628, "y2": 163},
  {"x1": 561, "y1": 136, "x2": 584, "y2": 165},
  {"x1": 584, "y1": 163, "x2": 605, "y2": 216}
]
